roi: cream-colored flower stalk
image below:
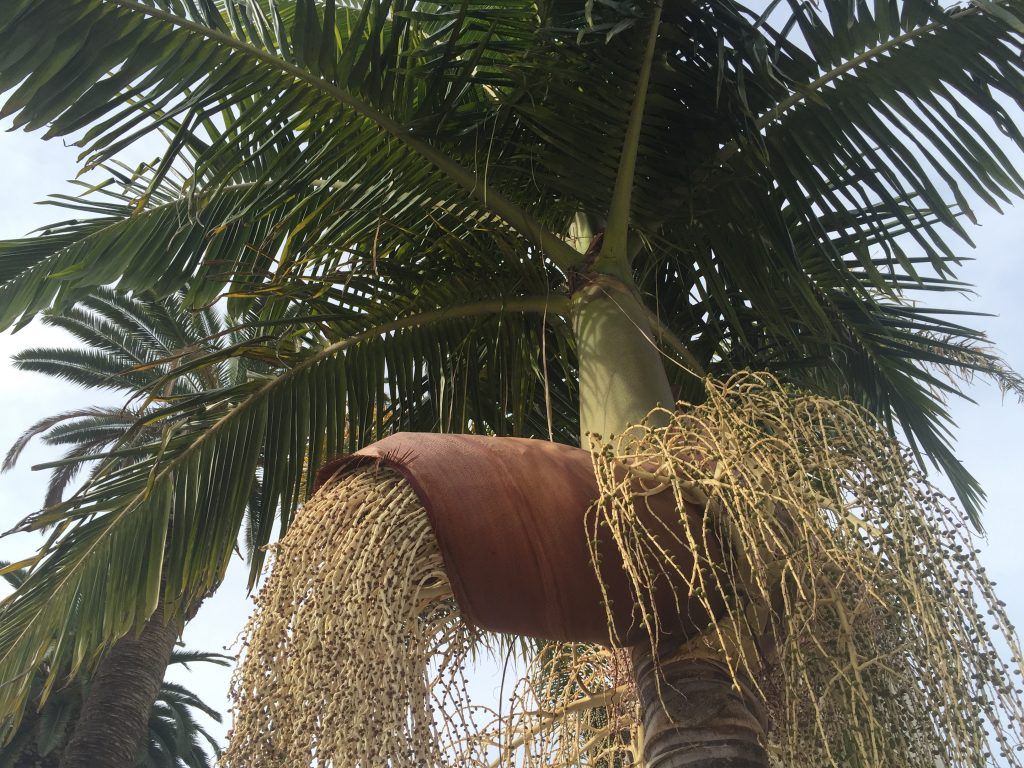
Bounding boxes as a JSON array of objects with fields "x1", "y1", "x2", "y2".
[{"x1": 590, "y1": 372, "x2": 1024, "y2": 767}]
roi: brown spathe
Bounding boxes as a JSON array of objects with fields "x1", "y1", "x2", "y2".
[{"x1": 316, "y1": 432, "x2": 719, "y2": 646}]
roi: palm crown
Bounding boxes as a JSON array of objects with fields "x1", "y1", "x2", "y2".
[
  {"x1": 4, "y1": 289, "x2": 243, "y2": 504},
  {"x1": 0, "y1": 0, "x2": 1023, "y2": 732}
]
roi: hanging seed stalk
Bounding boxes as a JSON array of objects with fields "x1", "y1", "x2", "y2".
[
  {"x1": 224, "y1": 467, "x2": 481, "y2": 767},
  {"x1": 589, "y1": 371, "x2": 1024, "y2": 767},
  {"x1": 226, "y1": 372, "x2": 1024, "y2": 767}
]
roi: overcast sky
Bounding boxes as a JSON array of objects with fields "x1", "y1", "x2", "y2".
[{"x1": 1, "y1": 109, "x2": 1023, "y2": 755}]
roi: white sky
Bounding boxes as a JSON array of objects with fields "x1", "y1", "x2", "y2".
[{"x1": 1, "y1": 108, "x2": 1023, "y2": 756}]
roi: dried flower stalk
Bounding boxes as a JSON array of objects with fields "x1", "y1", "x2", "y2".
[
  {"x1": 227, "y1": 371, "x2": 1024, "y2": 768},
  {"x1": 590, "y1": 371, "x2": 1024, "y2": 767}
]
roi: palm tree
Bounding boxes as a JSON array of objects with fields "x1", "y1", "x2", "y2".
[
  {"x1": 3, "y1": 650, "x2": 226, "y2": 768},
  {"x1": 0, "y1": 568, "x2": 226, "y2": 768},
  {"x1": 140, "y1": 661, "x2": 223, "y2": 768},
  {"x1": 1, "y1": 289, "x2": 260, "y2": 767},
  {"x1": 1, "y1": 0, "x2": 1023, "y2": 765},
  {"x1": 4, "y1": 288, "x2": 237, "y2": 504}
]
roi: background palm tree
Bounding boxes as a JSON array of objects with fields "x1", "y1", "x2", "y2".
[
  {"x1": 1, "y1": 0, "x2": 1023, "y2": 765},
  {"x1": 4, "y1": 288, "x2": 236, "y2": 504},
  {"x1": 1, "y1": 288, "x2": 261, "y2": 766},
  {"x1": 0, "y1": 567, "x2": 226, "y2": 768},
  {"x1": 136, "y1": 657, "x2": 224, "y2": 768}
]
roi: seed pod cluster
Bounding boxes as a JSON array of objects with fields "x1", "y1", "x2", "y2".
[
  {"x1": 223, "y1": 467, "x2": 479, "y2": 767},
  {"x1": 591, "y1": 371, "x2": 1024, "y2": 768},
  {"x1": 223, "y1": 464, "x2": 643, "y2": 768}
]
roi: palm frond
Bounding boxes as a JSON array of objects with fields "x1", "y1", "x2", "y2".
[
  {"x1": 0, "y1": 293, "x2": 569, "y2": 725},
  {"x1": 0, "y1": 0, "x2": 578, "y2": 331},
  {"x1": 167, "y1": 648, "x2": 232, "y2": 668},
  {"x1": 155, "y1": 681, "x2": 224, "y2": 723},
  {"x1": 3, "y1": 408, "x2": 122, "y2": 473}
]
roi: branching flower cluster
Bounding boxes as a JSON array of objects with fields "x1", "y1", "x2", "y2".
[
  {"x1": 590, "y1": 371, "x2": 1024, "y2": 767},
  {"x1": 226, "y1": 372, "x2": 1024, "y2": 768}
]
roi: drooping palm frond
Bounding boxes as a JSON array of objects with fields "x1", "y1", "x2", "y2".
[
  {"x1": 10, "y1": 287, "x2": 233, "y2": 393},
  {"x1": 626, "y1": 0, "x2": 1024, "y2": 515},
  {"x1": 0, "y1": 291, "x2": 257, "y2": 731},
  {"x1": 3, "y1": 406, "x2": 147, "y2": 508},
  {"x1": 640, "y1": 195, "x2": 1016, "y2": 518},
  {"x1": 143, "y1": 648, "x2": 230, "y2": 767},
  {"x1": 0, "y1": 564, "x2": 27, "y2": 591},
  {"x1": 0, "y1": 281, "x2": 574, "y2": 728},
  {"x1": 141, "y1": 679, "x2": 223, "y2": 768}
]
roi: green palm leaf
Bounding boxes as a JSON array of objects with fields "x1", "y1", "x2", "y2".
[
  {"x1": 0, "y1": 0, "x2": 578, "y2": 329},
  {"x1": 0, "y1": 290, "x2": 570, "y2": 724}
]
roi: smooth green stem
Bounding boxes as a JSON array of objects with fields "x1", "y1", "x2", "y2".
[
  {"x1": 570, "y1": 3, "x2": 674, "y2": 436},
  {"x1": 573, "y1": 276, "x2": 673, "y2": 442}
]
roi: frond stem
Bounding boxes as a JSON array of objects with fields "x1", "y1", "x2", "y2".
[{"x1": 598, "y1": 0, "x2": 664, "y2": 275}]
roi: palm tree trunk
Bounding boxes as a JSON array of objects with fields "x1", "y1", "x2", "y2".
[
  {"x1": 632, "y1": 645, "x2": 769, "y2": 768},
  {"x1": 60, "y1": 608, "x2": 180, "y2": 768},
  {"x1": 573, "y1": 276, "x2": 769, "y2": 767}
]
